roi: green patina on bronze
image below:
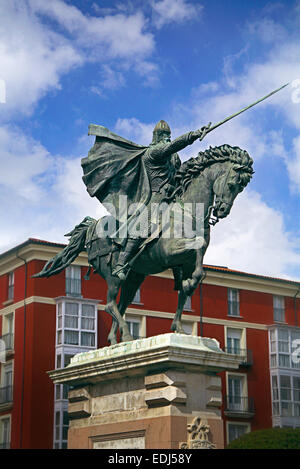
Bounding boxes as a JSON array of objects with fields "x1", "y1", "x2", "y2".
[{"x1": 34, "y1": 84, "x2": 290, "y2": 345}]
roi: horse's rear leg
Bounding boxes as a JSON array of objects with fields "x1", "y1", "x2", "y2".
[
  {"x1": 171, "y1": 289, "x2": 189, "y2": 334},
  {"x1": 105, "y1": 277, "x2": 133, "y2": 344}
]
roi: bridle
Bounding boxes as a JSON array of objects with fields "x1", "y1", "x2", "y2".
[{"x1": 204, "y1": 165, "x2": 234, "y2": 226}]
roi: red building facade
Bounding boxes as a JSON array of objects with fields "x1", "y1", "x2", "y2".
[{"x1": 0, "y1": 238, "x2": 300, "y2": 448}]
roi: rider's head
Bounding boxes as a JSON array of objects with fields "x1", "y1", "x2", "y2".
[{"x1": 152, "y1": 120, "x2": 171, "y2": 144}]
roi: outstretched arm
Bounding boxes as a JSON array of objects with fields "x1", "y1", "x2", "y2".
[{"x1": 150, "y1": 123, "x2": 211, "y2": 161}]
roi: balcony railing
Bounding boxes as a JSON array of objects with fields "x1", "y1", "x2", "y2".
[
  {"x1": 223, "y1": 348, "x2": 253, "y2": 366},
  {"x1": 0, "y1": 386, "x2": 13, "y2": 405},
  {"x1": 1, "y1": 333, "x2": 14, "y2": 351},
  {"x1": 224, "y1": 395, "x2": 255, "y2": 418}
]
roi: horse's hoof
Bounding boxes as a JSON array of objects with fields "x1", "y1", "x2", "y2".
[
  {"x1": 108, "y1": 338, "x2": 117, "y2": 346},
  {"x1": 182, "y1": 280, "x2": 193, "y2": 296},
  {"x1": 121, "y1": 334, "x2": 134, "y2": 342}
]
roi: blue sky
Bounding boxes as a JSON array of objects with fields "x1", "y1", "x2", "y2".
[{"x1": 0, "y1": 0, "x2": 300, "y2": 280}]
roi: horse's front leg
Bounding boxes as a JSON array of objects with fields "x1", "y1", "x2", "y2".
[
  {"x1": 182, "y1": 248, "x2": 204, "y2": 296},
  {"x1": 107, "y1": 319, "x2": 119, "y2": 345},
  {"x1": 171, "y1": 289, "x2": 189, "y2": 334}
]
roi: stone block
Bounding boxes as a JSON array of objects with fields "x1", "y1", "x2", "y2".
[
  {"x1": 145, "y1": 385, "x2": 187, "y2": 407},
  {"x1": 145, "y1": 371, "x2": 186, "y2": 389}
]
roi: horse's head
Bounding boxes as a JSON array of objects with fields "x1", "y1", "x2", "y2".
[
  {"x1": 171, "y1": 144, "x2": 254, "y2": 224},
  {"x1": 212, "y1": 147, "x2": 254, "y2": 220}
]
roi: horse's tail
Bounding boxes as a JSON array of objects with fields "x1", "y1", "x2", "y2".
[{"x1": 32, "y1": 216, "x2": 97, "y2": 278}]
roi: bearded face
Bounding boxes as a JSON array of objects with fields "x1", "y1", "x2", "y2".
[{"x1": 152, "y1": 130, "x2": 171, "y2": 145}]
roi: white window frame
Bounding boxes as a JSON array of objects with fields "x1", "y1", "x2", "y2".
[
  {"x1": 225, "y1": 326, "x2": 246, "y2": 357},
  {"x1": 270, "y1": 370, "x2": 300, "y2": 423},
  {"x1": 181, "y1": 319, "x2": 197, "y2": 336},
  {"x1": 0, "y1": 361, "x2": 13, "y2": 406},
  {"x1": 65, "y1": 265, "x2": 82, "y2": 298},
  {"x1": 273, "y1": 295, "x2": 285, "y2": 323},
  {"x1": 125, "y1": 315, "x2": 141, "y2": 340},
  {"x1": 226, "y1": 421, "x2": 251, "y2": 445},
  {"x1": 183, "y1": 295, "x2": 192, "y2": 311},
  {"x1": 54, "y1": 298, "x2": 99, "y2": 449},
  {"x1": 0, "y1": 415, "x2": 11, "y2": 449},
  {"x1": 7, "y1": 272, "x2": 14, "y2": 301},
  {"x1": 124, "y1": 313, "x2": 146, "y2": 339},
  {"x1": 53, "y1": 402, "x2": 69, "y2": 449},
  {"x1": 228, "y1": 288, "x2": 240, "y2": 317},
  {"x1": 226, "y1": 372, "x2": 248, "y2": 412},
  {"x1": 269, "y1": 327, "x2": 300, "y2": 370},
  {"x1": 56, "y1": 300, "x2": 97, "y2": 348},
  {"x1": 1, "y1": 312, "x2": 14, "y2": 351},
  {"x1": 131, "y1": 288, "x2": 141, "y2": 305}
]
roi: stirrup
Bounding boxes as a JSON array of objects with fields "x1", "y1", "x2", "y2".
[{"x1": 112, "y1": 263, "x2": 129, "y2": 280}]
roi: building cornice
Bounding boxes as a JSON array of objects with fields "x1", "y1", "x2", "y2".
[
  {"x1": 0, "y1": 295, "x2": 268, "y2": 331},
  {"x1": 0, "y1": 239, "x2": 299, "y2": 297}
]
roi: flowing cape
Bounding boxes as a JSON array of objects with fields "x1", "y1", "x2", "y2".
[{"x1": 81, "y1": 125, "x2": 151, "y2": 240}]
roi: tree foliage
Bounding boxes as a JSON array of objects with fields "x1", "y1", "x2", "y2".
[{"x1": 226, "y1": 428, "x2": 300, "y2": 449}]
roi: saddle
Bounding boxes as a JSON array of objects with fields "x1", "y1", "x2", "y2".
[{"x1": 85, "y1": 216, "x2": 120, "y2": 262}]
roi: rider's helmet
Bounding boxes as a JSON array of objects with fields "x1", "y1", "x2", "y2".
[{"x1": 152, "y1": 120, "x2": 171, "y2": 144}]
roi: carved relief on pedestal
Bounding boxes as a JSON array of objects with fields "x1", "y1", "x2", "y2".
[{"x1": 180, "y1": 416, "x2": 216, "y2": 449}]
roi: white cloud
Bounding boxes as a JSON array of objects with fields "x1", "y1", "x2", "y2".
[
  {"x1": 286, "y1": 135, "x2": 300, "y2": 195},
  {"x1": 114, "y1": 117, "x2": 155, "y2": 145},
  {"x1": 0, "y1": 0, "x2": 82, "y2": 118},
  {"x1": 151, "y1": 0, "x2": 203, "y2": 28},
  {"x1": 246, "y1": 18, "x2": 287, "y2": 44},
  {"x1": 29, "y1": 0, "x2": 155, "y2": 60},
  {"x1": 0, "y1": 126, "x2": 105, "y2": 253},
  {"x1": 0, "y1": 0, "x2": 158, "y2": 118},
  {"x1": 205, "y1": 189, "x2": 300, "y2": 279},
  {"x1": 0, "y1": 125, "x2": 51, "y2": 200}
]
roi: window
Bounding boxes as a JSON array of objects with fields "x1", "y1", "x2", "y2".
[
  {"x1": 65, "y1": 302, "x2": 79, "y2": 329},
  {"x1": 126, "y1": 318, "x2": 140, "y2": 340},
  {"x1": 2, "y1": 313, "x2": 14, "y2": 351},
  {"x1": 273, "y1": 295, "x2": 285, "y2": 323},
  {"x1": 181, "y1": 322, "x2": 193, "y2": 335},
  {"x1": 183, "y1": 296, "x2": 192, "y2": 311},
  {"x1": 65, "y1": 266, "x2": 81, "y2": 297},
  {"x1": 228, "y1": 375, "x2": 243, "y2": 411},
  {"x1": 227, "y1": 423, "x2": 249, "y2": 444},
  {"x1": 8, "y1": 272, "x2": 14, "y2": 300},
  {"x1": 56, "y1": 302, "x2": 97, "y2": 348},
  {"x1": 227, "y1": 328, "x2": 242, "y2": 355},
  {"x1": 132, "y1": 288, "x2": 141, "y2": 304},
  {"x1": 294, "y1": 377, "x2": 300, "y2": 417},
  {"x1": 271, "y1": 372, "x2": 300, "y2": 419},
  {"x1": 0, "y1": 363, "x2": 13, "y2": 405},
  {"x1": 81, "y1": 304, "x2": 95, "y2": 330},
  {"x1": 54, "y1": 299, "x2": 98, "y2": 450},
  {"x1": 0, "y1": 418, "x2": 10, "y2": 449},
  {"x1": 53, "y1": 406, "x2": 69, "y2": 449},
  {"x1": 280, "y1": 375, "x2": 292, "y2": 416},
  {"x1": 228, "y1": 289, "x2": 240, "y2": 316},
  {"x1": 269, "y1": 328, "x2": 300, "y2": 370}
]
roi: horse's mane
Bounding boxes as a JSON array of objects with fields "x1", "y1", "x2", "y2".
[{"x1": 171, "y1": 144, "x2": 254, "y2": 198}]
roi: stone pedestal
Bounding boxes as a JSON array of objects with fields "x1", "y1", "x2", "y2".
[{"x1": 48, "y1": 333, "x2": 242, "y2": 449}]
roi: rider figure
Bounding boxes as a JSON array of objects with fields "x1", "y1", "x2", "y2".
[{"x1": 112, "y1": 120, "x2": 211, "y2": 280}]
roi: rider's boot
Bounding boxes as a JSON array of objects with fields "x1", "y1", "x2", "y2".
[{"x1": 112, "y1": 238, "x2": 141, "y2": 280}]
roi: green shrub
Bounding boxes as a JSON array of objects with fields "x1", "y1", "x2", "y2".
[{"x1": 226, "y1": 427, "x2": 300, "y2": 449}]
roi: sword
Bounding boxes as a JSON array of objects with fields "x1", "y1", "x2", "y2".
[{"x1": 203, "y1": 82, "x2": 290, "y2": 135}]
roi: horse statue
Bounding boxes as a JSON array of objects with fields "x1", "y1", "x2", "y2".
[{"x1": 33, "y1": 144, "x2": 254, "y2": 345}]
